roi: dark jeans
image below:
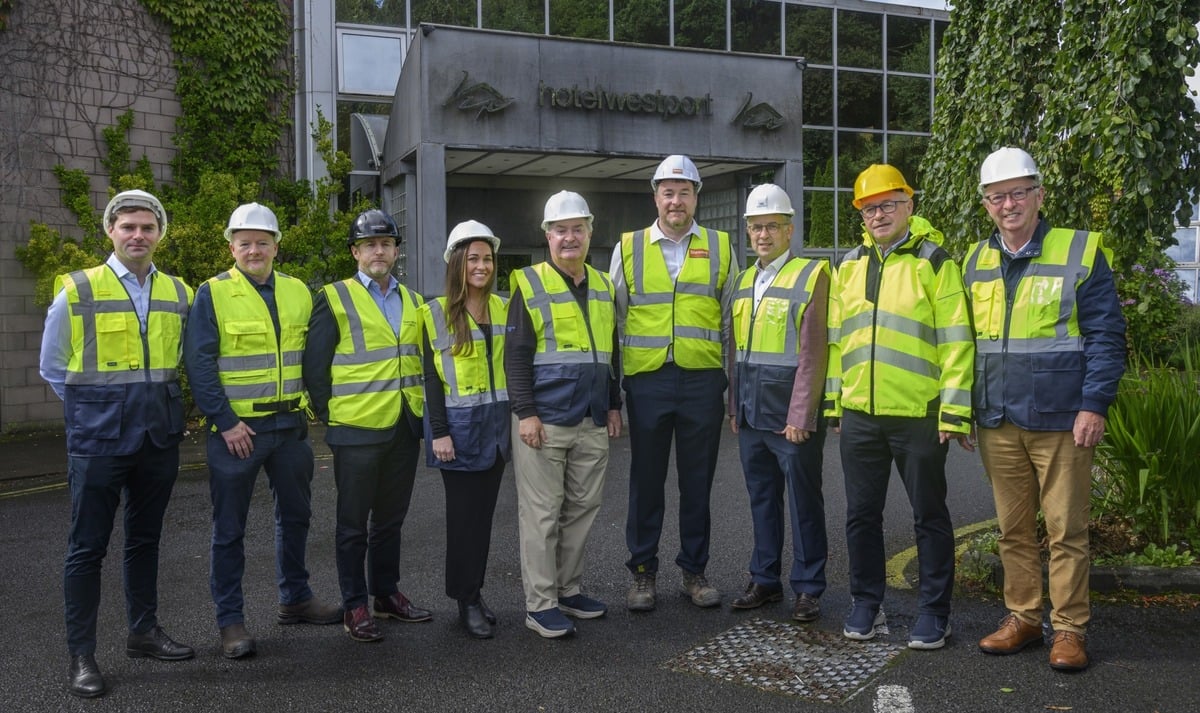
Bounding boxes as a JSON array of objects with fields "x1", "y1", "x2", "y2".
[
  {"x1": 64, "y1": 439, "x2": 179, "y2": 655},
  {"x1": 207, "y1": 426, "x2": 314, "y2": 628},
  {"x1": 738, "y1": 424, "x2": 828, "y2": 597},
  {"x1": 331, "y1": 426, "x2": 420, "y2": 610},
  {"x1": 623, "y1": 364, "x2": 726, "y2": 575},
  {"x1": 840, "y1": 409, "x2": 954, "y2": 615},
  {"x1": 441, "y1": 454, "x2": 505, "y2": 603}
]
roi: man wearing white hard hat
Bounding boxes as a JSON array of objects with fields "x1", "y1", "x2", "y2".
[
  {"x1": 506, "y1": 191, "x2": 622, "y2": 638},
  {"x1": 302, "y1": 209, "x2": 432, "y2": 643},
  {"x1": 40, "y1": 189, "x2": 195, "y2": 697},
  {"x1": 610, "y1": 155, "x2": 739, "y2": 612},
  {"x1": 966, "y1": 147, "x2": 1125, "y2": 672},
  {"x1": 185, "y1": 203, "x2": 341, "y2": 660},
  {"x1": 726, "y1": 184, "x2": 830, "y2": 622}
]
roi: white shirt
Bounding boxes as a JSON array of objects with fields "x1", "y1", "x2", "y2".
[{"x1": 753, "y1": 251, "x2": 792, "y2": 312}]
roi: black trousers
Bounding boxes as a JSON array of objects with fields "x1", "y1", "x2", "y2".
[{"x1": 441, "y1": 455, "x2": 505, "y2": 603}]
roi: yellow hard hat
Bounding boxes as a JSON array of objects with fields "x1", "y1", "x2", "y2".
[{"x1": 852, "y1": 164, "x2": 914, "y2": 209}]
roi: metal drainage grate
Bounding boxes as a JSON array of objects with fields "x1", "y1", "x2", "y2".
[{"x1": 665, "y1": 617, "x2": 904, "y2": 703}]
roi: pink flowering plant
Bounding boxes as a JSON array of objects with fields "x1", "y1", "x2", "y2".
[{"x1": 1115, "y1": 260, "x2": 1189, "y2": 364}]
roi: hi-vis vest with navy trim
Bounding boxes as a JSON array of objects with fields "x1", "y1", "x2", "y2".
[
  {"x1": 320, "y1": 278, "x2": 425, "y2": 429},
  {"x1": 59, "y1": 265, "x2": 192, "y2": 386},
  {"x1": 619, "y1": 226, "x2": 732, "y2": 375},
  {"x1": 962, "y1": 228, "x2": 1102, "y2": 355},
  {"x1": 206, "y1": 268, "x2": 311, "y2": 419},
  {"x1": 732, "y1": 257, "x2": 825, "y2": 366}
]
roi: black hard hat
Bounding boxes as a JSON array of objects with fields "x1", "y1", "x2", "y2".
[{"x1": 348, "y1": 209, "x2": 400, "y2": 246}]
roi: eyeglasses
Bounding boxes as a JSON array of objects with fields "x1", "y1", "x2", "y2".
[
  {"x1": 983, "y1": 186, "x2": 1040, "y2": 206},
  {"x1": 858, "y1": 200, "x2": 908, "y2": 219},
  {"x1": 746, "y1": 222, "x2": 789, "y2": 235}
]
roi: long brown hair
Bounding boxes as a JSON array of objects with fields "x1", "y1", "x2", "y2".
[{"x1": 444, "y1": 238, "x2": 495, "y2": 356}]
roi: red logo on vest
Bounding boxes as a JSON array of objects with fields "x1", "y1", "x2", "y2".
[{"x1": 688, "y1": 248, "x2": 709, "y2": 259}]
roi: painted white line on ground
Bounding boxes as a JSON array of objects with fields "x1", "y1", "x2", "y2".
[{"x1": 874, "y1": 684, "x2": 915, "y2": 713}]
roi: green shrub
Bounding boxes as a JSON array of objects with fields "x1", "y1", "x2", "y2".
[
  {"x1": 1116, "y1": 260, "x2": 1189, "y2": 365},
  {"x1": 1095, "y1": 543, "x2": 1197, "y2": 568},
  {"x1": 1095, "y1": 359, "x2": 1200, "y2": 545}
]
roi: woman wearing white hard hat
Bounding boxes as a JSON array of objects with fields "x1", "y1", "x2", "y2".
[{"x1": 418, "y1": 220, "x2": 508, "y2": 639}]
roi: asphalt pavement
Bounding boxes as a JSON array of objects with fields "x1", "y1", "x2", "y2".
[{"x1": 0, "y1": 426, "x2": 1197, "y2": 712}]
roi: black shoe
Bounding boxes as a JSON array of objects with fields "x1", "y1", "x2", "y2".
[
  {"x1": 477, "y1": 594, "x2": 498, "y2": 625},
  {"x1": 730, "y1": 582, "x2": 783, "y2": 610},
  {"x1": 126, "y1": 626, "x2": 195, "y2": 661},
  {"x1": 792, "y1": 592, "x2": 821, "y2": 622},
  {"x1": 67, "y1": 655, "x2": 106, "y2": 698},
  {"x1": 458, "y1": 601, "x2": 494, "y2": 639}
]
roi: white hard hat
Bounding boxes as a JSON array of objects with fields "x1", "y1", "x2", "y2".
[
  {"x1": 651, "y1": 154, "x2": 702, "y2": 191},
  {"x1": 103, "y1": 189, "x2": 168, "y2": 237},
  {"x1": 744, "y1": 184, "x2": 795, "y2": 218},
  {"x1": 444, "y1": 220, "x2": 500, "y2": 263},
  {"x1": 541, "y1": 190, "x2": 594, "y2": 231},
  {"x1": 224, "y1": 202, "x2": 281, "y2": 242},
  {"x1": 979, "y1": 147, "x2": 1041, "y2": 193}
]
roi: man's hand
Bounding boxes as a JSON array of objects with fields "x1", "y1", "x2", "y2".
[
  {"x1": 607, "y1": 409, "x2": 623, "y2": 439},
  {"x1": 1073, "y1": 410, "x2": 1106, "y2": 448},
  {"x1": 939, "y1": 430, "x2": 975, "y2": 452},
  {"x1": 729, "y1": 415, "x2": 738, "y2": 435},
  {"x1": 221, "y1": 421, "x2": 256, "y2": 460},
  {"x1": 519, "y1": 416, "x2": 548, "y2": 450},
  {"x1": 431, "y1": 435, "x2": 455, "y2": 462},
  {"x1": 781, "y1": 425, "x2": 811, "y2": 444}
]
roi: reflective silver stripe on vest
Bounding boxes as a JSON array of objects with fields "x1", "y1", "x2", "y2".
[
  {"x1": 676, "y1": 325, "x2": 719, "y2": 341},
  {"x1": 841, "y1": 344, "x2": 938, "y2": 380},
  {"x1": 218, "y1": 354, "x2": 277, "y2": 371},
  {"x1": 936, "y1": 324, "x2": 974, "y2": 344},
  {"x1": 743, "y1": 352, "x2": 796, "y2": 367},
  {"x1": 222, "y1": 383, "x2": 276, "y2": 400},
  {"x1": 976, "y1": 335, "x2": 1084, "y2": 354},
  {"x1": 282, "y1": 377, "x2": 304, "y2": 394},
  {"x1": 65, "y1": 367, "x2": 178, "y2": 386},
  {"x1": 624, "y1": 334, "x2": 671, "y2": 348},
  {"x1": 941, "y1": 386, "x2": 972, "y2": 409},
  {"x1": 445, "y1": 389, "x2": 510, "y2": 408},
  {"x1": 331, "y1": 344, "x2": 416, "y2": 366},
  {"x1": 841, "y1": 310, "x2": 936, "y2": 344},
  {"x1": 331, "y1": 281, "x2": 370, "y2": 355},
  {"x1": 331, "y1": 377, "x2": 404, "y2": 397}
]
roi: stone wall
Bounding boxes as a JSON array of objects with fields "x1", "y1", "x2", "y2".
[{"x1": 0, "y1": 0, "x2": 179, "y2": 431}]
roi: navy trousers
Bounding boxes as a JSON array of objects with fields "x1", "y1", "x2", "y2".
[
  {"x1": 738, "y1": 424, "x2": 828, "y2": 596},
  {"x1": 207, "y1": 426, "x2": 314, "y2": 628},
  {"x1": 624, "y1": 364, "x2": 726, "y2": 575},
  {"x1": 840, "y1": 409, "x2": 954, "y2": 616},
  {"x1": 330, "y1": 425, "x2": 420, "y2": 610},
  {"x1": 64, "y1": 439, "x2": 179, "y2": 655}
]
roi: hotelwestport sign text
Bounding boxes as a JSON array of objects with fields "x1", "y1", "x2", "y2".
[{"x1": 537, "y1": 81, "x2": 713, "y2": 120}]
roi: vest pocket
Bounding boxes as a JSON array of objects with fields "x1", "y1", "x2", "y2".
[
  {"x1": 68, "y1": 386, "x2": 123, "y2": 440},
  {"x1": 1030, "y1": 353, "x2": 1084, "y2": 414},
  {"x1": 223, "y1": 320, "x2": 270, "y2": 352}
]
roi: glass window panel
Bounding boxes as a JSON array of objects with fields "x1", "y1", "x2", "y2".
[
  {"x1": 338, "y1": 31, "x2": 406, "y2": 95},
  {"x1": 803, "y1": 67, "x2": 833, "y2": 126},
  {"x1": 412, "y1": 0, "x2": 474, "y2": 27},
  {"x1": 803, "y1": 189, "x2": 836, "y2": 248},
  {"x1": 838, "y1": 131, "x2": 882, "y2": 189},
  {"x1": 489, "y1": 0, "x2": 544, "y2": 34},
  {"x1": 934, "y1": 20, "x2": 949, "y2": 56},
  {"x1": 838, "y1": 190, "x2": 865, "y2": 248},
  {"x1": 1176, "y1": 269, "x2": 1198, "y2": 303},
  {"x1": 838, "y1": 10, "x2": 882, "y2": 70},
  {"x1": 1169, "y1": 227, "x2": 1198, "y2": 263},
  {"x1": 676, "y1": 0, "x2": 726, "y2": 50},
  {"x1": 732, "y1": 0, "x2": 781, "y2": 55},
  {"x1": 887, "y1": 16, "x2": 930, "y2": 74},
  {"x1": 615, "y1": 0, "x2": 668, "y2": 45},
  {"x1": 803, "y1": 130, "x2": 834, "y2": 187},
  {"x1": 786, "y1": 6, "x2": 832, "y2": 65},
  {"x1": 336, "y1": 100, "x2": 390, "y2": 154},
  {"x1": 838, "y1": 70, "x2": 883, "y2": 129},
  {"x1": 336, "y1": 0, "x2": 406, "y2": 26},
  {"x1": 886, "y1": 134, "x2": 929, "y2": 194},
  {"x1": 887, "y1": 75, "x2": 931, "y2": 132}
]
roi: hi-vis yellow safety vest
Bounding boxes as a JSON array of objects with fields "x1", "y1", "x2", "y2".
[
  {"x1": 320, "y1": 278, "x2": 424, "y2": 429},
  {"x1": 206, "y1": 268, "x2": 311, "y2": 418},
  {"x1": 619, "y1": 226, "x2": 732, "y2": 375},
  {"x1": 59, "y1": 265, "x2": 192, "y2": 386},
  {"x1": 824, "y1": 216, "x2": 974, "y2": 433}
]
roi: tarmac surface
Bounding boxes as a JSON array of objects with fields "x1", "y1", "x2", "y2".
[{"x1": 1, "y1": 425, "x2": 1198, "y2": 712}]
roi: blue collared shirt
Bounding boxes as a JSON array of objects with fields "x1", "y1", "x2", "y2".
[
  {"x1": 39, "y1": 254, "x2": 158, "y2": 400},
  {"x1": 356, "y1": 271, "x2": 402, "y2": 336}
]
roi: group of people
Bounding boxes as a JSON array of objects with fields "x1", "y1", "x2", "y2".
[{"x1": 39, "y1": 147, "x2": 1125, "y2": 699}]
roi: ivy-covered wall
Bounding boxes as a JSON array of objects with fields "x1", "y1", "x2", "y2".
[{"x1": 0, "y1": 0, "x2": 182, "y2": 429}]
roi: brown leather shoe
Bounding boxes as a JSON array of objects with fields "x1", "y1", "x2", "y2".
[
  {"x1": 1049, "y1": 630, "x2": 1089, "y2": 671},
  {"x1": 791, "y1": 592, "x2": 821, "y2": 622},
  {"x1": 979, "y1": 613, "x2": 1043, "y2": 655},
  {"x1": 373, "y1": 591, "x2": 432, "y2": 623},
  {"x1": 278, "y1": 596, "x2": 342, "y2": 625},
  {"x1": 730, "y1": 582, "x2": 783, "y2": 610},
  {"x1": 219, "y1": 622, "x2": 256, "y2": 659},
  {"x1": 344, "y1": 605, "x2": 384, "y2": 642}
]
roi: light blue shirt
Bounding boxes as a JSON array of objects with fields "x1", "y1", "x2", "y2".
[
  {"x1": 39, "y1": 254, "x2": 158, "y2": 399},
  {"x1": 752, "y1": 250, "x2": 792, "y2": 311},
  {"x1": 356, "y1": 270, "x2": 401, "y2": 336}
]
